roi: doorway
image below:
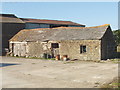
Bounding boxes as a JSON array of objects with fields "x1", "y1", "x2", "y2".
[{"x1": 51, "y1": 43, "x2": 59, "y2": 58}]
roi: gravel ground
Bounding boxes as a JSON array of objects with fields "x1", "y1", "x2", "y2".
[{"x1": 1, "y1": 56, "x2": 118, "y2": 88}]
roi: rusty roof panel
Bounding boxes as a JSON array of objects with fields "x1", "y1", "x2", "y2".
[{"x1": 20, "y1": 18, "x2": 85, "y2": 26}]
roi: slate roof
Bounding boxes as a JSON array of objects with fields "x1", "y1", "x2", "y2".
[
  {"x1": 20, "y1": 18, "x2": 85, "y2": 26},
  {"x1": 0, "y1": 14, "x2": 25, "y2": 23},
  {"x1": 10, "y1": 24, "x2": 110, "y2": 42}
]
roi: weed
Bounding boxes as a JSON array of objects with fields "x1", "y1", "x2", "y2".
[
  {"x1": 100, "y1": 77, "x2": 119, "y2": 89},
  {"x1": 8, "y1": 55, "x2": 56, "y2": 60},
  {"x1": 95, "y1": 82, "x2": 100, "y2": 84},
  {"x1": 63, "y1": 61, "x2": 75, "y2": 64},
  {"x1": 109, "y1": 59, "x2": 120, "y2": 64},
  {"x1": 31, "y1": 63, "x2": 36, "y2": 64}
]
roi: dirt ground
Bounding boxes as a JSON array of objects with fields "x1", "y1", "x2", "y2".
[{"x1": 0, "y1": 56, "x2": 118, "y2": 88}]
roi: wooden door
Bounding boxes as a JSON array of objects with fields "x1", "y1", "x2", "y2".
[{"x1": 13, "y1": 43, "x2": 27, "y2": 57}]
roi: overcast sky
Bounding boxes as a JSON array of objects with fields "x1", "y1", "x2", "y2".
[{"x1": 1, "y1": 2, "x2": 118, "y2": 30}]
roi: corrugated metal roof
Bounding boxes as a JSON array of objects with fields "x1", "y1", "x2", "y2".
[
  {"x1": 10, "y1": 24, "x2": 110, "y2": 42},
  {"x1": 0, "y1": 14, "x2": 25, "y2": 23},
  {"x1": 20, "y1": 18, "x2": 85, "y2": 26}
]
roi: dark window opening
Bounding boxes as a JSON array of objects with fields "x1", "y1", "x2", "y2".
[
  {"x1": 50, "y1": 24, "x2": 68, "y2": 28},
  {"x1": 80, "y1": 45, "x2": 86, "y2": 53},
  {"x1": 51, "y1": 43, "x2": 59, "y2": 48},
  {"x1": 114, "y1": 46, "x2": 117, "y2": 52}
]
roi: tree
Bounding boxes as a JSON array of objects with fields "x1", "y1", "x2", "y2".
[{"x1": 113, "y1": 30, "x2": 120, "y2": 45}]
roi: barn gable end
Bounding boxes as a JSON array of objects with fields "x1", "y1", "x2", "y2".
[{"x1": 101, "y1": 26, "x2": 117, "y2": 59}]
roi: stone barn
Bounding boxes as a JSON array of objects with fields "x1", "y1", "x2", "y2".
[
  {"x1": 9, "y1": 24, "x2": 116, "y2": 60},
  {"x1": 0, "y1": 14, "x2": 25, "y2": 55}
]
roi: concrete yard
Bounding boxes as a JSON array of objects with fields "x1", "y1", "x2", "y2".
[{"x1": 1, "y1": 56, "x2": 118, "y2": 88}]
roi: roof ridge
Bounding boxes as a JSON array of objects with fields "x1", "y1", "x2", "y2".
[
  {"x1": 86, "y1": 24, "x2": 110, "y2": 28},
  {"x1": 52, "y1": 24, "x2": 110, "y2": 29},
  {"x1": 21, "y1": 28, "x2": 51, "y2": 31},
  {"x1": 21, "y1": 24, "x2": 110, "y2": 31}
]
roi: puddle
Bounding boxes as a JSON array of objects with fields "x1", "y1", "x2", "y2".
[{"x1": 0, "y1": 63, "x2": 19, "y2": 67}]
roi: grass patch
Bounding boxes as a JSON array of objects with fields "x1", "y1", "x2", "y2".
[
  {"x1": 109, "y1": 59, "x2": 120, "y2": 64},
  {"x1": 100, "y1": 77, "x2": 120, "y2": 89},
  {"x1": 31, "y1": 63, "x2": 36, "y2": 64},
  {"x1": 8, "y1": 55, "x2": 56, "y2": 60},
  {"x1": 63, "y1": 61, "x2": 75, "y2": 64},
  {"x1": 26, "y1": 57, "x2": 56, "y2": 60},
  {"x1": 27, "y1": 57, "x2": 41, "y2": 59}
]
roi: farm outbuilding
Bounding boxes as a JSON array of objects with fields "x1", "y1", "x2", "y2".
[
  {"x1": 1, "y1": 14, "x2": 85, "y2": 55},
  {"x1": 0, "y1": 14, "x2": 25, "y2": 55},
  {"x1": 9, "y1": 24, "x2": 117, "y2": 60},
  {"x1": 20, "y1": 18, "x2": 85, "y2": 29}
]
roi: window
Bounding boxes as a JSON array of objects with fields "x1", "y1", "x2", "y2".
[
  {"x1": 50, "y1": 24, "x2": 68, "y2": 28},
  {"x1": 51, "y1": 43, "x2": 59, "y2": 48},
  {"x1": 80, "y1": 45, "x2": 86, "y2": 53}
]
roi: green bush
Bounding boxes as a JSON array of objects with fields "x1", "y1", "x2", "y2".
[{"x1": 113, "y1": 30, "x2": 120, "y2": 45}]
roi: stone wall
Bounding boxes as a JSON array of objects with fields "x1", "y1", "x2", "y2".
[
  {"x1": 10, "y1": 40, "x2": 101, "y2": 60},
  {"x1": 27, "y1": 42, "x2": 44, "y2": 57},
  {"x1": 59, "y1": 40, "x2": 101, "y2": 60},
  {"x1": 101, "y1": 27, "x2": 117, "y2": 59},
  {"x1": 27, "y1": 41, "x2": 52, "y2": 58}
]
